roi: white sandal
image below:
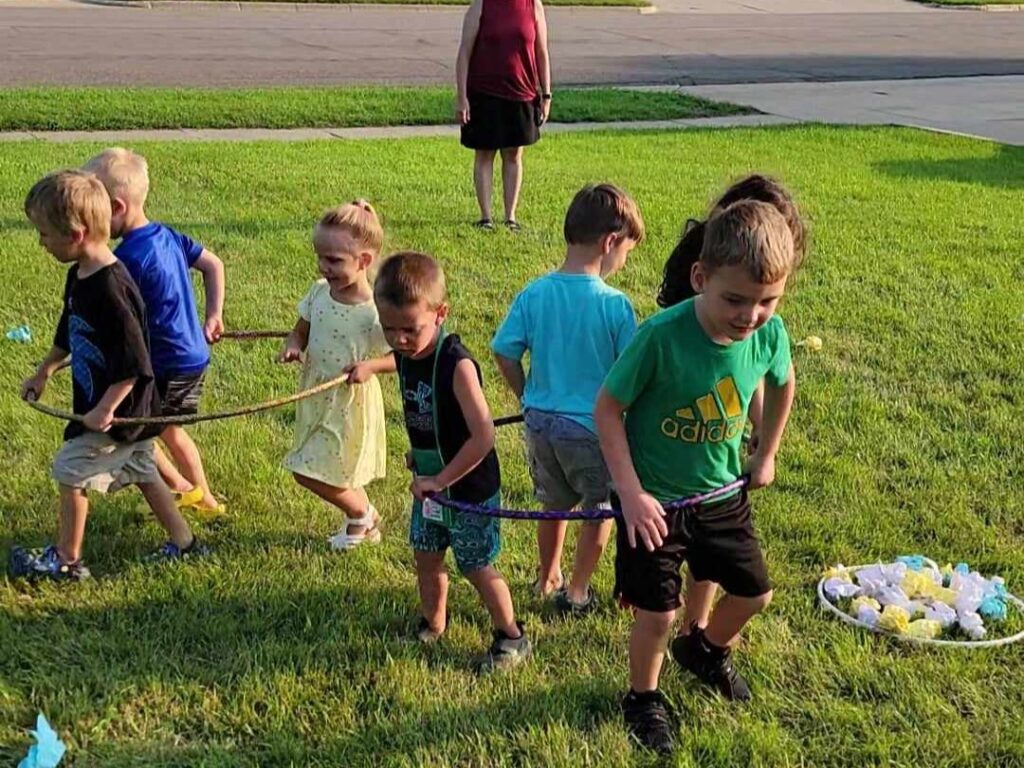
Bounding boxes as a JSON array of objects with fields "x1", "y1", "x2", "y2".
[{"x1": 327, "y1": 505, "x2": 381, "y2": 551}]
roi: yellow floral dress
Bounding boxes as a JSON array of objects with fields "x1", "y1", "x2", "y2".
[{"x1": 282, "y1": 279, "x2": 389, "y2": 488}]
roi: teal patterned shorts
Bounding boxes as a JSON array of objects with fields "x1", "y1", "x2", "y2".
[{"x1": 410, "y1": 492, "x2": 502, "y2": 573}]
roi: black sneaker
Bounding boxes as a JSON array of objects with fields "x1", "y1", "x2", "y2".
[
  {"x1": 9, "y1": 545, "x2": 91, "y2": 583},
  {"x1": 148, "y1": 538, "x2": 210, "y2": 563},
  {"x1": 621, "y1": 689, "x2": 675, "y2": 754},
  {"x1": 473, "y1": 621, "x2": 531, "y2": 674},
  {"x1": 553, "y1": 586, "x2": 598, "y2": 618},
  {"x1": 670, "y1": 625, "x2": 752, "y2": 702}
]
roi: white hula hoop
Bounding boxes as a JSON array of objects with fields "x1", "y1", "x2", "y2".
[{"x1": 817, "y1": 562, "x2": 1024, "y2": 649}]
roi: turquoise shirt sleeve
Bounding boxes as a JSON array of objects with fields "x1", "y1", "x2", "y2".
[
  {"x1": 491, "y1": 291, "x2": 528, "y2": 361},
  {"x1": 603, "y1": 320, "x2": 657, "y2": 408}
]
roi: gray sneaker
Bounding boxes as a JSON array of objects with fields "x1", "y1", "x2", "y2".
[
  {"x1": 413, "y1": 614, "x2": 447, "y2": 645},
  {"x1": 553, "y1": 586, "x2": 598, "y2": 618},
  {"x1": 473, "y1": 621, "x2": 532, "y2": 674}
]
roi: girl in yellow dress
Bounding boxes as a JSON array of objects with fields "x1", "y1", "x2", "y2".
[{"x1": 279, "y1": 201, "x2": 395, "y2": 550}]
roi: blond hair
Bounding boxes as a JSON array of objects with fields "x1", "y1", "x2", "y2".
[
  {"x1": 317, "y1": 199, "x2": 384, "y2": 255},
  {"x1": 83, "y1": 147, "x2": 150, "y2": 206},
  {"x1": 374, "y1": 251, "x2": 446, "y2": 310},
  {"x1": 700, "y1": 200, "x2": 796, "y2": 284},
  {"x1": 563, "y1": 183, "x2": 646, "y2": 246},
  {"x1": 24, "y1": 170, "x2": 112, "y2": 242}
]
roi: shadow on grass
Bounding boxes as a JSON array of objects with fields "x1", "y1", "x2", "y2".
[
  {"x1": 875, "y1": 144, "x2": 1024, "y2": 190},
  {"x1": 0, "y1": 577, "x2": 623, "y2": 766}
]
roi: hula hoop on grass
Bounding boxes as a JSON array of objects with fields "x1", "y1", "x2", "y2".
[{"x1": 817, "y1": 562, "x2": 1024, "y2": 649}]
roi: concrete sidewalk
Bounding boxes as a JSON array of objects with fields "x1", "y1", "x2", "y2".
[
  {"x1": 0, "y1": 113, "x2": 798, "y2": 142},
  {"x1": 678, "y1": 75, "x2": 1024, "y2": 145}
]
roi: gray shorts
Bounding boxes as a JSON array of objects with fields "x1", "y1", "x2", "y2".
[
  {"x1": 523, "y1": 409, "x2": 611, "y2": 512},
  {"x1": 52, "y1": 433, "x2": 159, "y2": 493}
]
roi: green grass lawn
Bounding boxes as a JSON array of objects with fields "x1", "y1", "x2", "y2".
[
  {"x1": 2, "y1": 126, "x2": 1023, "y2": 766},
  {"x1": 0, "y1": 87, "x2": 743, "y2": 132}
]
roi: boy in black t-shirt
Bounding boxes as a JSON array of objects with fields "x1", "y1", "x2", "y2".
[
  {"x1": 374, "y1": 251, "x2": 530, "y2": 674},
  {"x1": 11, "y1": 170, "x2": 206, "y2": 583}
]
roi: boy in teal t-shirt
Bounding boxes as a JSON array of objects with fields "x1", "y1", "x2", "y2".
[
  {"x1": 493, "y1": 183, "x2": 643, "y2": 616},
  {"x1": 595, "y1": 200, "x2": 800, "y2": 755}
]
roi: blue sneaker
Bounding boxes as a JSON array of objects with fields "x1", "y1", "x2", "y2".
[
  {"x1": 9, "y1": 545, "x2": 91, "y2": 583},
  {"x1": 148, "y1": 539, "x2": 210, "y2": 563}
]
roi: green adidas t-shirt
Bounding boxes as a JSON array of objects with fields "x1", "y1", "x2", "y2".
[{"x1": 603, "y1": 297, "x2": 791, "y2": 502}]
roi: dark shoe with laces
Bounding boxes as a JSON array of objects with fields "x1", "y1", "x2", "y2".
[
  {"x1": 473, "y1": 621, "x2": 531, "y2": 674},
  {"x1": 621, "y1": 688, "x2": 675, "y2": 754},
  {"x1": 670, "y1": 625, "x2": 752, "y2": 702}
]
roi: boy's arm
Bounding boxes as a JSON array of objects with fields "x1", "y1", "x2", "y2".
[
  {"x1": 345, "y1": 354, "x2": 397, "y2": 384},
  {"x1": 494, "y1": 353, "x2": 526, "y2": 399},
  {"x1": 277, "y1": 318, "x2": 310, "y2": 363},
  {"x1": 82, "y1": 378, "x2": 138, "y2": 432},
  {"x1": 595, "y1": 387, "x2": 668, "y2": 551},
  {"x1": 411, "y1": 359, "x2": 495, "y2": 499},
  {"x1": 745, "y1": 364, "x2": 795, "y2": 489},
  {"x1": 21, "y1": 345, "x2": 70, "y2": 401},
  {"x1": 192, "y1": 249, "x2": 225, "y2": 343}
]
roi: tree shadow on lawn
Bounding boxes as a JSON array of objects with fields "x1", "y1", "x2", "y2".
[
  {"x1": 1, "y1": 579, "x2": 623, "y2": 766},
  {"x1": 874, "y1": 144, "x2": 1024, "y2": 190}
]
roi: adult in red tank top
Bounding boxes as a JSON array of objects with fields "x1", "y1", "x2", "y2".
[{"x1": 456, "y1": 0, "x2": 552, "y2": 232}]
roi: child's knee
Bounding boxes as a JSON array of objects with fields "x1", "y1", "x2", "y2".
[
  {"x1": 636, "y1": 608, "x2": 676, "y2": 635},
  {"x1": 460, "y1": 562, "x2": 498, "y2": 584},
  {"x1": 160, "y1": 424, "x2": 189, "y2": 446},
  {"x1": 414, "y1": 550, "x2": 447, "y2": 576},
  {"x1": 750, "y1": 590, "x2": 773, "y2": 613}
]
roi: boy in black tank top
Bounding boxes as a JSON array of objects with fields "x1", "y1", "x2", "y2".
[{"x1": 375, "y1": 251, "x2": 531, "y2": 673}]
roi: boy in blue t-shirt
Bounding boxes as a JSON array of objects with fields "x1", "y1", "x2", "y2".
[
  {"x1": 493, "y1": 184, "x2": 643, "y2": 616},
  {"x1": 85, "y1": 148, "x2": 227, "y2": 519}
]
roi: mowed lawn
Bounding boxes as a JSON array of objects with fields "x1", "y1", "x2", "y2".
[
  {"x1": 0, "y1": 127, "x2": 1022, "y2": 767},
  {"x1": 0, "y1": 86, "x2": 743, "y2": 132}
]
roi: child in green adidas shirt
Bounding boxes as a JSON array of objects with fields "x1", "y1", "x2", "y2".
[{"x1": 595, "y1": 199, "x2": 799, "y2": 755}]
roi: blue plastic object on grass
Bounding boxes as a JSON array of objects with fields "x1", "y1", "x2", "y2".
[
  {"x1": 18, "y1": 713, "x2": 66, "y2": 768},
  {"x1": 6, "y1": 324, "x2": 32, "y2": 343}
]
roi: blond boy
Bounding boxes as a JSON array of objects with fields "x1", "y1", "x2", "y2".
[
  {"x1": 12, "y1": 171, "x2": 206, "y2": 582},
  {"x1": 84, "y1": 148, "x2": 226, "y2": 518}
]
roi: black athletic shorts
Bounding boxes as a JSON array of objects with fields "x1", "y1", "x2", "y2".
[
  {"x1": 613, "y1": 489, "x2": 771, "y2": 613},
  {"x1": 156, "y1": 371, "x2": 205, "y2": 420}
]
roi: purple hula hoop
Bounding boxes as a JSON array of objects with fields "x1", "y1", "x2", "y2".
[{"x1": 427, "y1": 477, "x2": 749, "y2": 521}]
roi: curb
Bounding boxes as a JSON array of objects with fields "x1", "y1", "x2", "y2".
[
  {"x1": 921, "y1": 2, "x2": 1022, "y2": 9},
  {"x1": 76, "y1": 0, "x2": 657, "y2": 12}
]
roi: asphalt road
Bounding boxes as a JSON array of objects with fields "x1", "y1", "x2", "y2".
[{"x1": 1, "y1": 2, "x2": 1022, "y2": 87}]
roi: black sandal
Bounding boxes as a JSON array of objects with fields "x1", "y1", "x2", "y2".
[
  {"x1": 473, "y1": 218, "x2": 495, "y2": 231},
  {"x1": 504, "y1": 219, "x2": 522, "y2": 233}
]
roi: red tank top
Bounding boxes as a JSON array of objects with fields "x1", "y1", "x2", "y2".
[{"x1": 467, "y1": 0, "x2": 539, "y2": 103}]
